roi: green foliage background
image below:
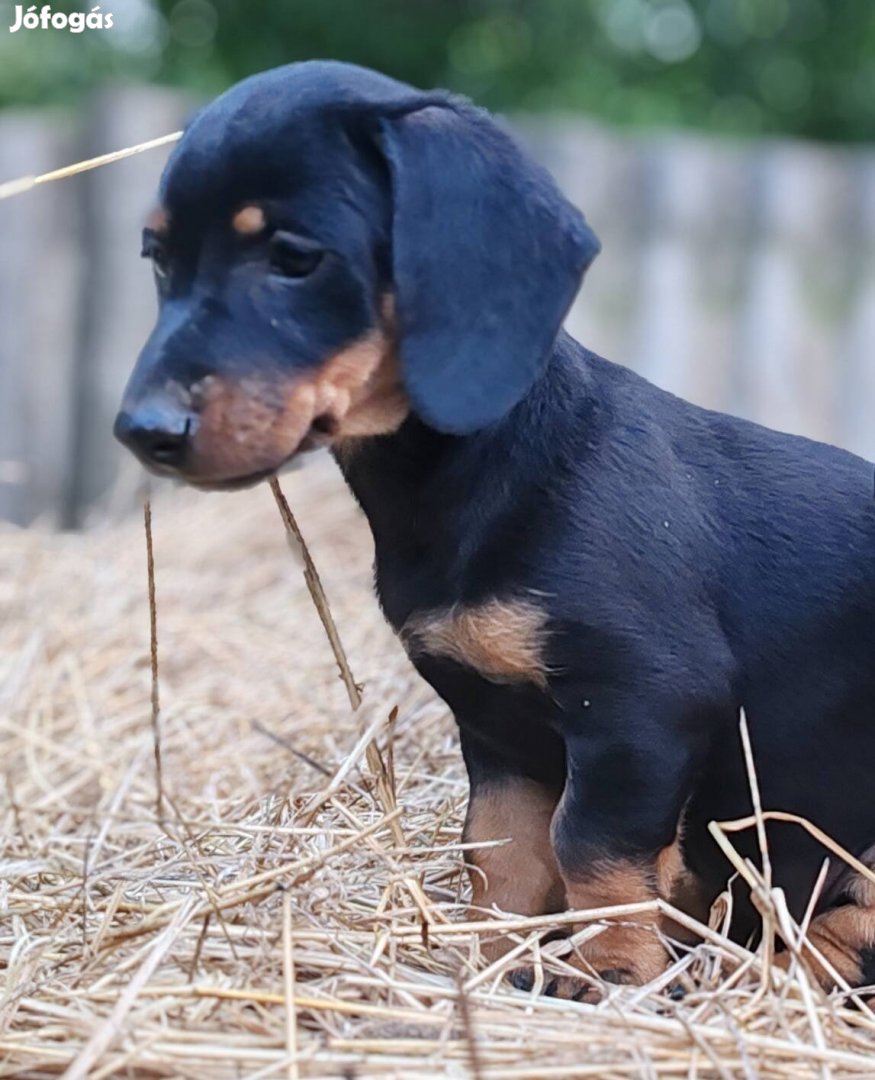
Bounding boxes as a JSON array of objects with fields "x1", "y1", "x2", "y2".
[{"x1": 0, "y1": 0, "x2": 872, "y2": 143}]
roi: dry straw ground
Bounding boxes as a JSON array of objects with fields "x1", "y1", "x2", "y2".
[{"x1": 2, "y1": 454, "x2": 875, "y2": 1079}]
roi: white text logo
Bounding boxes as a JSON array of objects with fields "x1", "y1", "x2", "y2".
[{"x1": 9, "y1": 5, "x2": 114, "y2": 33}]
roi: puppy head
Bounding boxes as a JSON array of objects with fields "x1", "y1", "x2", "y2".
[{"x1": 115, "y1": 60, "x2": 600, "y2": 488}]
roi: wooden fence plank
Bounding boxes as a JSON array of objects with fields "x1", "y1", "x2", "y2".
[
  {"x1": 839, "y1": 152, "x2": 875, "y2": 463},
  {"x1": 0, "y1": 110, "x2": 78, "y2": 526},
  {"x1": 733, "y1": 142, "x2": 854, "y2": 445}
]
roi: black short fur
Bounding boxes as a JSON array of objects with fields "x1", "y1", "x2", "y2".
[
  {"x1": 114, "y1": 61, "x2": 875, "y2": 969},
  {"x1": 346, "y1": 334, "x2": 875, "y2": 937}
]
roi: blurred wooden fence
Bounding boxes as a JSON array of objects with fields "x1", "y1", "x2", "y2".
[{"x1": 0, "y1": 86, "x2": 873, "y2": 527}]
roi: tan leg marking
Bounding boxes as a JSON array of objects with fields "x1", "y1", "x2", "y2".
[
  {"x1": 231, "y1": 204, "x2": 267, "y2": 235},
  {"x1": 465, "y1": 779, "x2": 564, "y2": 962},
  {"x1": 404, "y1": 600, "x2": 550, "y2": 689},
  {"x1": 844, "y1": 847, "x2": 875, "y2": 908},
  {"x1": 187, "y1": 310, "x2": 407, "y2": 482},
  {"x1": 526, "y1": 839, "x2": 690, "y2": 998},
  {"x1": 559, "y1": 861, "x2": 670, "y2": 990},
  {"x1": 658, "y1": 836, "x2": 714, "y2": 942},
  {"x1": 776, "y1": 904, "x2": 875, "y2": 989},
  {"x1": 777, "y1": 857, "x2": 875, "y2": 990}
]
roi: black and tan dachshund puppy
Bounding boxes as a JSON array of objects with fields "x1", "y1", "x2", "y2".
[{"x1": 115, "y1": 61, "x2": 875, "y2": 997}]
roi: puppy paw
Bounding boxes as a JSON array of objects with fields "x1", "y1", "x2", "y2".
[{"x1": 508, "y1": 962, "x2": 635, "y2": 1001}]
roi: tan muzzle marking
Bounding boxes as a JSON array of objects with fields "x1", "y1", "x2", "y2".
[{"x1": 186, "y1": 330, "x2": 408, "y2": 482}]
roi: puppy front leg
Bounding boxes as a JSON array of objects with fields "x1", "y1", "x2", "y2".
[
  {"x1": 548, "y1": 698, "x2": 700, "y2": 997},
  {"x1": 460, "y1": 729, "x2": 565, "y2": 962}
]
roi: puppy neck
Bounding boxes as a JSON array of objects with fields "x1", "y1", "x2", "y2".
[{"x1": 332, "y1": 332, "x2": 593, "y2": 619}]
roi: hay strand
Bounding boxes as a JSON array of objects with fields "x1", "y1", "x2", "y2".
[
  {"x1": 282, "y1": 890, "x2": 299, "y2": 1080},
  {"x1": 61, "y1": 898, "x2": 195, "y2": 1079},
  {"x1": 0, "y1": 130, "x2": 182, "y2": 201},
  {"x1": 143, "y1": 498, "x2": 164, "y2": 820},
  {"x1": 270, "y1": 477, "x2": 361, "y2": 711}
]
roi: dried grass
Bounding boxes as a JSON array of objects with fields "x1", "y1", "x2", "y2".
[
  {"x1": 2, "y1": 454, "x2": 875, "y2": 1078},
  {"x1": 0, "y1": 132, "x2": 182, "y2": 202}
]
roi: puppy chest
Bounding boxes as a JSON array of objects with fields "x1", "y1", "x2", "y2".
[
  {"x1": 410, "y1": 640, "x2": 563, "y2": 752},
  {"x1": 401, "y1": 599, "x2": 551, "y2": 690}
]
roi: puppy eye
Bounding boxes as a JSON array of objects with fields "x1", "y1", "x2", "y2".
[
  {"x1": 141, "y1": 228, "x2": 169, "y2": 279},
  {"x1": 269, "y1": 232, "x2": 323, "y2": 279}
]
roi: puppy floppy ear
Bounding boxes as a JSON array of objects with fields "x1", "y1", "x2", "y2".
[{"x1": 374, "y1": 103, "x2": 599, "y2": 434}]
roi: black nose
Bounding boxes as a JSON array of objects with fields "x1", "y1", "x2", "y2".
[{"x1": 113, "y1": 406, "x2": 193, "y2": 472}]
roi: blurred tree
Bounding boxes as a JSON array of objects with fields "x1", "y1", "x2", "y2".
[{"x1": 0, "y1": 0, "x2": 872, "y2": 143}]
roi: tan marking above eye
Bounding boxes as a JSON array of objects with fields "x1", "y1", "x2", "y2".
[
  {"x1": 145, "y1": 206, "x2": 169, "y2": 234},
  {"x1": 403, "y1": 599, "x2": 551, "y2": 689},
  {"x1": 232, "y1": 204, "x2": 267, "y2": 235}
]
